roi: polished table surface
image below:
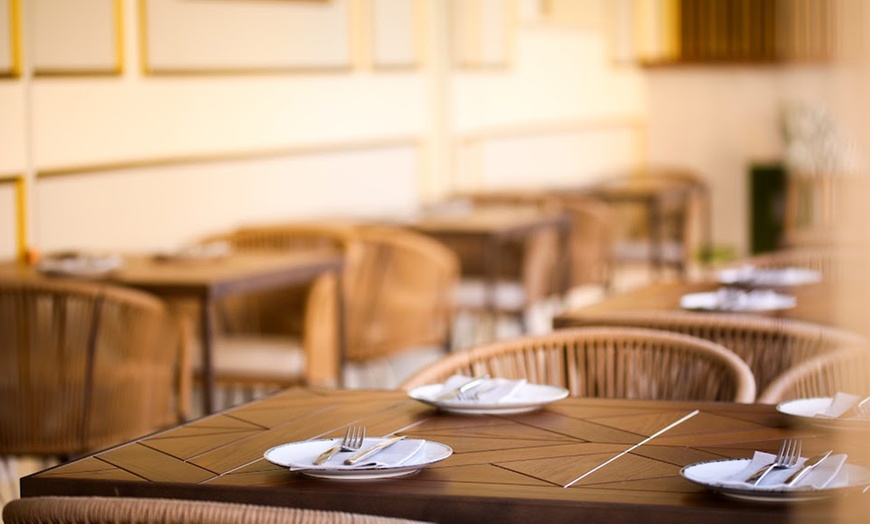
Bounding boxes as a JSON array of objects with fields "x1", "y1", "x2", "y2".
[
  {"x1": 21, "y1": 388, "x2": 870, "y2": 524},
  {"x1": 0, "y1": 251, "x2": 345, "y2": 414}
]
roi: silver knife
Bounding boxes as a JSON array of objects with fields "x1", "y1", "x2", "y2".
[
  {"x1": 785, "y1": 450, "x2": 833, "y2": 486},
  {"x1": 344, "y1": 435, "x2": 406, "y2": 465},
  {"x1": 434, "y1": 374, "x2": 489, "y2": 401}
]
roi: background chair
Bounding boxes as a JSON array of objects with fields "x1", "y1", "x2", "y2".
[
  {"x1": 0, "y1": 277, "x2": 183, "y2": 457},
  {"x1": 553, "y1": 310, "x2": 866, "y2": 397},
  {"x1": 400, "y1": 327, "x2": 756, "y2": 403},
  {"x1": 341, "y1": 225, "x2": 459, "y2": 387},
  {"x1": 0, "y1": 277, "x2": 184, "y2": 505},
  {"x1": 758, "y1": 347, "x2": 870, "y2": 404},
  {"x1": 198, "y1": 222, "x2": 459, "y2": 396},
  {"x1": 2, "y1": 496, "x2": 434, "y2": 524}
]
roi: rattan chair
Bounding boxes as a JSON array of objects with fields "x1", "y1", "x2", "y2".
[
  {"x1": 400, "y1": 327, "x2": 756, "y2": 403},
  {"x1": 2, "y1": 496, "x2": 433, "y2": 524},
  {"x1": 195, "y1": 223, "x2": 352, "y2": 400},
  {"x1": 0, "y1": 277, "x2": 183, "y2": 458},
  {"x1": 197, "y1": 222, "x2": 458, "y2": 396},
  {"x1": 553, "y1": 310, "x2": 866, "y2": 397},
  {"x1": 758, "y1": 347, "x2": 870, "y2": 404}
]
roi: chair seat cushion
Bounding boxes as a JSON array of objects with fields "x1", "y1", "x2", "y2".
[
  {"x1": 452, "y1": 279, "x2": 527, "y2": 313},
  {"x1": 192, "y1": 335, "x2": 306, "y2": 385}
]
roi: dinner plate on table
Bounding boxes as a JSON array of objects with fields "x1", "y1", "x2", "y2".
[
  {"x1": 36, "y1": 252, "x2": 123, "y2": 278},
  {"x1": 777, "y1": 397, "x2": 870, "y2": 431},
  {"x1": 408, "y1": 382, "x2": 569, "y2": 415},
  {"x1": 717, "y1": 267, "x2": 822, "y2": 288},
  {"x1": 680, "y1": 457, "x2": 870, "y2": 502},
  {"x1": 679, "y1": 289, "x2": 796, "y2": 312},
  {"x1": 264, "y1": 437, "x2": 452, "y2": 480}
]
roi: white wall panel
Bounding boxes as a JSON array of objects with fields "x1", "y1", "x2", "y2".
[
  {"x1": 0, "y1": 183, "x2": 15, "y2": 258},
  {"x1": 33, "y1": 0, "x2": 119, "y2": 73},
  {"x1": 372, "y1": 0, "x2": 417, "y2": 67},
  {"x1": 0, "y1": 0, "x2": 14, "y2": 74},
  {"x1": 0, "y1": 83, "x2": 26, "y2": 173},
  {"x1": 472, "y1": 126, "x2": 641, "y2": 190},
  {"x1": 31, "y1": 75, "x2": 428, "y2": 168},
  {"x1": 143, "y1": 0, "x2": 350, "y2": 72},
  {"x1": 34, "y1": 146, "x2": 419, "y2": 252}
]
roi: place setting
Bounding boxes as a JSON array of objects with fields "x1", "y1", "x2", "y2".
[
  {"x1": 777, "y1": 392, "x2": 870, "y2": 430},
  {"x1": 681, "y1": 438, "x2": 870, "y2": 502},
  {"x1": 35, "y1": 250, "x2": 124, "y2": 278},
  {"x1": 407, "y1": 373, "x2": 569, "y2": 415},
  {"x1": 264, "y1": 425, "x2": 452, "y2": 480},
  {"x1": 679, "y1": 286, "x2": 796, "y2": 313},
  {"x1": 717, "y1": 265, "x2": 822, "y2": 288}
]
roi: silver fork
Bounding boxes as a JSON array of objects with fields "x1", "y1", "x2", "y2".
[
  {"x1": 313, "y1": 425, "x2": 366, "y2": 465},
  {"x1": 746, "y1": 438, "x2": 802, "y2": 485}
]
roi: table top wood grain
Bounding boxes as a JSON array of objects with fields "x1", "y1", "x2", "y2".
[{"x1": 21, "y1": 388, "x2": 870, "y2": 524}]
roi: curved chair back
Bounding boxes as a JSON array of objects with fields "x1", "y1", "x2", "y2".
[
  {"x1": 203, "y1": 222, "x2": 459, "y2": 365},
  {"x1": 0, "y1": 277, "x2": 180, "y2": 456},
  {"x1": 400, "y1": 327, "x2": 756, "y2": 403},
  {"x1": 555, "y1": 310, "x2": 865, "y2": 396},
  {"x1": 758, "y1": 347, "x2": 870, "y2": 404},
  {"x1": 2, "y1": 496, "x2": 433, "y2": 524},
  {"x1": 347, "y1": 225, "x2": 459, "y2": 362}
]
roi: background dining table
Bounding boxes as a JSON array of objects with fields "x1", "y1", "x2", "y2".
[
  {"x1": 407, "y1": 205, "x2": 571, "y2": 332},
  {"x1": 0, "y1": 250, "x2": 345, "y2": 415},
  {"x1": 19, "y1": 388, "x2": 870, "y2": 524},
  {"x1": 553, "y1": 280, "x2": 842, "y2": 330}
]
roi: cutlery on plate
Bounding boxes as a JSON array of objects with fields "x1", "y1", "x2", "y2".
[
  {"x1": 746, "y1": 438, "x2": 801, "y2": 485},
  {"x1": 435, "y1": 374, "x2": 489, "y2": 401},
  {"x1": 344, "y1": 435, "x2": 406, "y2": 466},
  {"x1": 785, "y1": 450, "x2": 834, "y2": 486},
  {"x1": 843, "y1": 395, "x2": 870, "y2": 419},
  {"x1": 313, "y1": 425, "x2": 365, "y2": 465}
]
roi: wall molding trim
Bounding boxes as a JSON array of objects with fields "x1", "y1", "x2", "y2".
[{"x1": 36, "y1": 135, "x2": 421, "y2": 179}]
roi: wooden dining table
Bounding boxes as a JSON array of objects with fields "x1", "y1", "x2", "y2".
[
  {"x1": 19, "y1": 388, "x2": 870, "y2": 524},
  {"x1": 0, "y1": 250, "x2": 345, "y2": 415},
  {"x1": 407, "y1": 205, "x2": 571, "y2": 328},
  {"x1": 564, "y1": 170, "x2": 711, "y2": 278},
  {"x1": 553, "y1": 279, "x2": 845, "y2": 331}
]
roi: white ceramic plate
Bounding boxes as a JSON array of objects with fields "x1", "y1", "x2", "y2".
[
  {"x1": 680, "y1": 290, "x2": 796, "y2": 312},
  {"x1": 717, "y1": 267, "x2": 822, "y2": 287},
  {"x1": 408, "y1": 382, "x2": 569, "y2": 415},
  {"x1": 680, "y1": 458, "x2": 870, "y2": 502},
  {"x1": 36, "y1": 253, "x2": 123, "y2": 277},
  {"x1": 264, "y1": 438, "x2": 452, "y2": 480},
  {"x1": 777, "y1": 397, "x2": 870, "y2": 430}
]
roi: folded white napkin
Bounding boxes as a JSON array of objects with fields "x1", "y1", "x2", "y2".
[
  {"x1": 290, "y1": 438, "x2": 426, "y2": 470},
  {"x1": 720, "y1": 451, "x2": 848, "y2": 489},
  {"x1": 434, "y1": 374, "x2": 526, "y2": 403},
  {"x1": 814, "y1": 392, "x2": 862, "y2": 418}
]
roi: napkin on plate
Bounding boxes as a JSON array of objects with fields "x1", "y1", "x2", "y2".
[
  {"x1": 814, "y1": 392, "x2": 861, "y2": 418},
  {"x1": 720, "y1": 451, "x2": 848, "y2": 490},
  {"x1": 433, "y1": 374, "x2": 526, "y2": 403},
  {"x1": 290, "y1": 438, "x2": 426, "y2": 470}
]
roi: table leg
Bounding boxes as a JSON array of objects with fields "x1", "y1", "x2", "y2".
[
  {"x1": 649, "y1": 197, "x2": 664, "y2": 279},
  {"x1": 199, "y1": 298, "x2": 215, "y2": 414},
  {"x1": 335, "y1": 270, "x2": 347, "y2": 387},
  {"x1": 485, "y1": 237, "x2": 501, "y2": 340}
]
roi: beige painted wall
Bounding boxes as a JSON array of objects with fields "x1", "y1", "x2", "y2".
[
  {"x1": 2, "y1": 0, "x2": 849, "y2": 261},
  {"x1": 1, "y1": 0, "x2": 649, "y2": 259}
]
